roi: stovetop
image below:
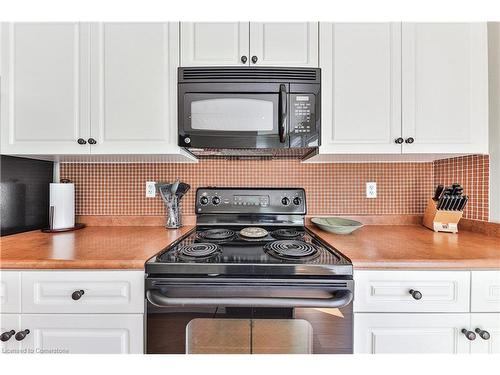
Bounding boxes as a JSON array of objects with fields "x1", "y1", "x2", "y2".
[{"x1": 146, "y1": 225, "x2": 352, "y2": 277}]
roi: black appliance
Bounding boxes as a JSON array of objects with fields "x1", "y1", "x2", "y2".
[
  {"x1": 0, "y1": 156, "x2": 53, "y2": 236},
  {"x1": 177, "y1": 67, "x2": 321, "y2": 158},
  {"x1": 146, "y1": 188, "x2": 353, "y2": 354}
]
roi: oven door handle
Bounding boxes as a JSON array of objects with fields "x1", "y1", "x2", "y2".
[
  {"x1": 278, "y1": 84, "x2": 287, "y2": 143},
  {"x1": 146, "y1": 289, "x2": 352, "y2": 308}
]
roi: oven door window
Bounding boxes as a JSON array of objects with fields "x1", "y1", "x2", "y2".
[
  {"x1": 184, "y1": 94, "x2": 279, "y2": 135},
  {"x1": 186, "y1": 318, "x2": 313, "y2": 354},
  {"x1": 147, "y1": 305, "x2": 352, "y2": 354}
]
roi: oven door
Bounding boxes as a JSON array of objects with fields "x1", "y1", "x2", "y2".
[
  {"x1": 178, "y1": 83, "x2": 289, "y2": 149},
  {"x1": 146, "y1": 278, "x2": 353, "y2": 354}
]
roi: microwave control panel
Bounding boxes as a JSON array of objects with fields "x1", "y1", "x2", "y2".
[{"x1": 290, "y1": 94, "x2": 315, "y2": 135}]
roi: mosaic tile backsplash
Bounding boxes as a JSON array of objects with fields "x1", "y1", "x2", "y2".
[
  {"x1": 60, "y1": 155, "x2": 489, "y2": 220},
  {"x1": 434, "y1": 155, "x2": 489, "y2": 221}
]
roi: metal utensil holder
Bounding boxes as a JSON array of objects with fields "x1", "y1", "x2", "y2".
[{"x1": 163, "y1": 194, "x2": 181, "y2": 229}]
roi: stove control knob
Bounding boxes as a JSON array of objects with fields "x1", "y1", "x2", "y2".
[
  {"x1": 293, "y1": 197, "x2": 302, "y2": 206},
  {"x1": 212, "y1": 196, "x2": 221, "y2": 205},
  {"x1": 281, "y1": 197, "x2": 290, "y2": 206},
  {"x1": 200, "y1": 196, "x2": 209, "y2": 205}
]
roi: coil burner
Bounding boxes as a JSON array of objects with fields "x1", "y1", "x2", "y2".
[
  {"x1": 265, "y1": 240, "x2": 319, "y2": 261},
  {"x1": 197, "y1": 229, "x2": 235, "y2": 241},
  {"x1": 176, "y1": 243, "x2": 221, "y2": 260},
  {"x1": 271, "y1": 228, "x2": 305, "y2": 240}
]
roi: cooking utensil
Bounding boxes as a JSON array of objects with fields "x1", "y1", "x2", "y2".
[
  {"x1": 156, "y1": 181, "x2": 188, "y2": 229},
  {"x1": 170, "y1": 180, "x2": 180, "y2": 195},
  {"x1": 176, "y1": 182, "x2": 190, "y2": 199}
]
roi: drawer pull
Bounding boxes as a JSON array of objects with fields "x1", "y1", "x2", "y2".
[
  {"x1": 1, "y1": 330, "x2": 15, "y2": 342},
  {"x1": 15, "y1": 329, "x2": 30, "y2": 341},
  {"x1": 72, "y1": 290, "x2": 85, "y2": 300},
  {"x1": 461, "y1": 329, "x2": 476, "y2": 341},
  {"x1": 409, "y1": 289, "x2": 422, "y2": 300},
  {"x1": 475, "y1": 328, "x2": 490, "y2": 340}
]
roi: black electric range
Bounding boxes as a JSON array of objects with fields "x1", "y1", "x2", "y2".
[
  {"x1": 145, "y1": 188, "x2": 354, "y2": 354},
  {"x1": 146, "y1": 188, "x2": 352, "y2": 277}
]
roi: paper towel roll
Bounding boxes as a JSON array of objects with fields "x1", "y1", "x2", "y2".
[{"x1": 49, "y1": 183, "x2": 75, "y2": 230}]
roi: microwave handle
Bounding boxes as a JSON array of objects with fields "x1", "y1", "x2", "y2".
[{"x1": 278, "y1": 84, "x2": 287, "y2": 143}]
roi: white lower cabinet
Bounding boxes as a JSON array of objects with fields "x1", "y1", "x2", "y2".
[
  {"x1": 0, "y1": 314, "x2": 21, "y2": 352},
  {"x1": 470, "y1": 313, "x2": 500, "y2": 354},
  {"x1": 353, "y1": 269, "x2": 500, "y2": 354},
  {"x1": 354, "y1": 313, "x2": 471, "y2": 354},
  {"x1": 0, "y1": 270, "x2": 144, "y2": 354},
  {"x1": 19, "y1": 314, "x2": 143, "y2": 354}
]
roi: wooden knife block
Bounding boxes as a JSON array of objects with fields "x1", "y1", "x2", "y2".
[{"x1": 422, "y1": 198, "x2": 463, "y2": 233}]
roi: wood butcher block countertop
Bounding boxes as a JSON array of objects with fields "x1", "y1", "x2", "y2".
[
  {"x1": 0, "y1": 226, "x2": 194, "y2": 269},
  {"x1": 1, "y1": 224, "x2": 499, "y2": 270},
  {"x1": 307, "y1": 225, "x2": 500, "y2": 269}
]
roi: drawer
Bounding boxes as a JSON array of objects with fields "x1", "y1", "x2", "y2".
[
  {"x1": 471, "y1": 271, "x2": 500, "y2": 312},
  {"x1": 21, "y1": 271, "x2": 144, "y2": 314},
  {"x1": 0, "y1": 271, "x2": 21, "y2": 313},
  {"x1": 354, "y1": 270, "x2": 470, "y2": 313}
]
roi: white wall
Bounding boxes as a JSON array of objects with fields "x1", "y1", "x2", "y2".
[{"x1": 489, "y1": 22, "x2": 500, "y2": 223}]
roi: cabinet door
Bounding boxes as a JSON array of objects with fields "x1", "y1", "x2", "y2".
[
  {"x1": 319, "y1": 23, "x2": 402, "y2": 154},
  {"x1": 249, "y1": 22, "x2": 318, "y2": 67},
  {"x1": 470, "y1": 313, "x2": 500, "y2": 354},
  {"x1": 0, "y1": 314, "x2": 21, "y2": 352},
  {"x1": 180, "y1": 22, "x2": 249, "y2": 66},
  {"x1": 471, "y1": 271, "x2": 500, "y2": 313},
  {"x1": 0, "y1": 22, "x2": 90, "y2": 154},
  {"x1": 402, "y1": 23, "x2": 488, "y2": 154},
  {"x1": 90, "y1": 23, "x2": 181, "y2": 154},
  {"x1": 354, "y1": 313, "x2": 471, "y2": 353},
  {"x1": 20, "y1": 314, "x2": 143, "y2": 354},
  {"x1": 0, "y1": 271, "x2": 21, "y2": 314}
]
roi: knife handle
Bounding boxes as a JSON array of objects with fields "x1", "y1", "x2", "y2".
[{"x1": 433, "y1": 185, "x2": 444, "y2": 201}]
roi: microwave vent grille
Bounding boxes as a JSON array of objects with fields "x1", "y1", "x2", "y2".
[{"x1": 180, "y1": 67, "x2": 319, "y2": 82}]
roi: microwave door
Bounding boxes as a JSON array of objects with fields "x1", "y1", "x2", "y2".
[{"x1": 180, "y1": 92, "x2": 288, "y2": 149}]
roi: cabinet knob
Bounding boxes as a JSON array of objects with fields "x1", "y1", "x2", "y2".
[
  {"x1": 461, "y1": 329, "x2": 476, "y2": 341},
  {"x1": 88, "y1": 138, "x2": 97, "y2": 145},
  {"x1": 409, "y1": 289, "x2": 422, "y2": 300},
  {"x1": 395, "y1": 137, "x2": 404, "y2": 144},
  {"x1": 405, "y1": 137, "x2": 415, "y2": 144},
  {"x1": 15, "y1": 329, "x2": 30, "y2": 341},
  {"x1": 72, "y1": 289, "x2": 85, "y2": 300},
  {"x1": 241, "y1": 56, "x2": 248, "y2": 64},
  {"x1": 475, "y1": 328, "x2": 491, "y2": 340},
  {"x1": 0, "y1": 330, "x2": 15, "y2": 342},
  {"x1": 77, "y1": 138, "x2": 87, "y2": 145},
  {"x1": 251, "y1": 56, "x2": 258, "y2": 64}
]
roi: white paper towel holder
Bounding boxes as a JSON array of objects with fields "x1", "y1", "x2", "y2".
[{"x1": 41, "y1": 179, "x2": 86, "y2": 233}]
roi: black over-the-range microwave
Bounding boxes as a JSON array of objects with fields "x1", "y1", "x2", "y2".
[{"x1": 177, "y1": 67, "x2": 321, "y2": 153}]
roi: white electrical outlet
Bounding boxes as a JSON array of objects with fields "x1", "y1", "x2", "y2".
[
  {"x1": 146, "y1": 181, "x2": 156, "y2": 198},
  {"x1": 366, "y1": 182, "x2": 377, "y2": 198}
]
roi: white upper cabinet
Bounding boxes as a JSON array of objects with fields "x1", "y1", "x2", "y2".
[
  {"x1": 0, "y1": 23, "x2": 91, "y2": 154},
  {"x1": 89, "y1": 23, "x2": 181, "y2": 154},
  {"x1": 319, "y1": 23, "x2": 401, "y2": 154},
  {"x1": 249, "y1": 22, "x2": 318, "y2": 67},
  {"x1": 180, "y1": 22, "x2": 318, "y2": 67},
  {"x1": 401, "y1": 23, "x2": 489, "y2": 154},
  {"x1": 180, "y1": 22, "x2": 250, "y2": 66}
]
